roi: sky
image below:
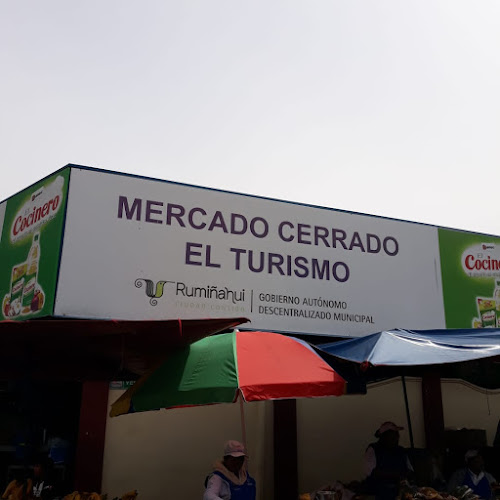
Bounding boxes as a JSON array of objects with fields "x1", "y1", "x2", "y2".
[{"x1": 1, "y1": 1, "x2": 499, "y2": 235}]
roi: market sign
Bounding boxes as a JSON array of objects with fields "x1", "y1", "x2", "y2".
[
  {"x1": 0, "y1": 169, "x2": 70, "y2": 320},
  {"x1": 3, "y1": 165, "x2": 498, "y2": 337},
  {"x1": 53, "y1": 167, "x2": 446, "y2": 336}
]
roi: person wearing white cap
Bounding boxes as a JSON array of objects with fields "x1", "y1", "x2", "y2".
[
  {"x1": 203, "y1": 440, "x2": 256, "y2": 500},
  {"x1": 363, "y1": 422, "x2": 414, "y2": 500},
  {"x1": 447, "y1": 450, "x2": 498, "y2": 499}
]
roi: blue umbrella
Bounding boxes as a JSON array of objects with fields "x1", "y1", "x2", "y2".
[
  {"x1": 318, "y1": 328, "x2": 500, "y2": 366},
  {"x1": 317, "y1": 328, "x2": 500, "y2": 448}
]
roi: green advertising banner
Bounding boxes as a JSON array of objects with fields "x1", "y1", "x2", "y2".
[
  {"x1": 439, "y1": 227, "x2": 500, "y2": 329},
  {"x1": 0, "y1": 168, "x2": 70, "y2": 320}
]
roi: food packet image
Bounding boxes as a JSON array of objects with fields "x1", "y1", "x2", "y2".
[
  {"x1": 495, "y1": 281, "x2": 500, "y2": 327},
  {"x1": 477, "y1": 298, "x2": 496, "y2": 327},
  {"x1": 472, "y1": 317, "x2": 482, "y2": 329}
]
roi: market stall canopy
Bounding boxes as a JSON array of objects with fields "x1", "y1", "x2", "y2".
[
  {"x1": 0, "y1": 316, "x2": 249, "y2": 380},
  {"x1": 110, "y1": 330, "x2": 346, "y2": 417},
  {"x1": 319, "y1": 328, "x2": 500, "y2": 365},
  {"x1": 316, "y1": 328, "x2": 500, "y2": 387}
]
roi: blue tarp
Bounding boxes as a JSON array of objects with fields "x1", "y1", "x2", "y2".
[{"x1": 317, "y1": 328, "x2": 500, "y2": 367}]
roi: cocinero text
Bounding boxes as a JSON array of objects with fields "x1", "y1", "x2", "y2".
[{"x1": 464, "y1": 254, "x2": 500, "y2": 271}]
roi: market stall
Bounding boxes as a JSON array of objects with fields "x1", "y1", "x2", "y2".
[{"x1": 302, "y1": 328, "x2": 500, "y2": 500}]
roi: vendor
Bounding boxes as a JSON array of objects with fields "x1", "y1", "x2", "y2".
[
  {"x1": 203, "y1": 440, "x2": 256, "y2": 500},
  {"x1": 447, "y1": 450, "x2": 497, "y2": 500},
  {"x1": 32, "y1": 455, "x2": 58, "y2": 500},
  {"x1": 363, "y1": 421, "x2": 414, "y2": 500}
]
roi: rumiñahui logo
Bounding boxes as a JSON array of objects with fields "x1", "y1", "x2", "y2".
[{"x1": 134, "y1": 278, "x2": 246, "y2": 307}]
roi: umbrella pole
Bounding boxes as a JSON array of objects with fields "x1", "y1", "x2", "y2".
[
  {"x1": 239, "y1": 391, "x2": 247, "y2": 449},
  {"x1": 401, "y1": 376, "x2": 415, "y2": 449}
]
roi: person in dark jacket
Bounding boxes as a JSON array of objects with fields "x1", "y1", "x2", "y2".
[
  {"x1": 363, "y1": 421, "x2": 413, "y2": 500},
  {"x1": 32, "y1": 455, "x2": 59, "y2": 500}
]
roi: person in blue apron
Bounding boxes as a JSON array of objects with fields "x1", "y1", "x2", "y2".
[
  {"x1": 448, "y1": 450, "x2": 498, "y2": 500},
  {"x1": 363, "y1": 421, "x2": 414, "y2": 500},
  {"x1": 204, "y1": 440, "x2": 256, "y2": 500}
]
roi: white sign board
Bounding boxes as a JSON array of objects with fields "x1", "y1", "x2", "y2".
[
  {"x1": 0, "y1": 202, "x2": 6, "y2": 246},
  {"x1": 55, "y1": 168, "x2": 445, "y2": 336}
]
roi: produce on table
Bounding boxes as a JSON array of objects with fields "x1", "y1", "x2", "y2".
[
  {"x1": 399, "y1": 481, "x2": 479, "y2": 500},
  {"x1": 63, "y1": 490, "x2": 138, "y2": 500}
]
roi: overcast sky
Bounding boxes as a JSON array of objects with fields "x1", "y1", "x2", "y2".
[{"x1": 1, "y1": 1, "x2": 499, "y2": 235}]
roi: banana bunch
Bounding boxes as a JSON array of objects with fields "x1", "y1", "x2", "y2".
[
  {"x1": 121, "y1": 490, "x2": 138, "y2": 500},
  {"x1": 63, "y1": 492, "x2": 101, "y2": 500},
  {"x1": 63, "y1": 492, "x2": 81, "y2": 500}
]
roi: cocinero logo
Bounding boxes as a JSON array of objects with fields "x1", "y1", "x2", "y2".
[
  {"x1": 12, "y1": 195, "x2": 60, "y2": 237},
  {"x1": 463, "y1": 254, "x2": 500, "y2": 271}
]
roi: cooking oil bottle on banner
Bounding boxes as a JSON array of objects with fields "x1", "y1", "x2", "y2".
[
  {"x1": 9, "y1": 263, "x2": 27, "y2": 317},
  {"x1": 494, "y1": 279, "x2": 500, "y2": 327},
  {"x1": 21, "y1": 232, "x2": 40, "y2": 315}
]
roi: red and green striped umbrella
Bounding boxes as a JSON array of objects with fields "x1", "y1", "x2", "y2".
[{"x1": 110, "y1": 330, "x2": 345, "y2": 417}]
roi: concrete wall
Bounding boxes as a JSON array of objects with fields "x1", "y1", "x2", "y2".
[
  {"x1": 441, "y1": 379, "x2": 500, "y2": 445},
  {"x1": 101, "y1": 394, "x2": 274, "y2": 500},
  {"x1": 297, "y1": 377, "x2": 425, "y2": 494},
  {"x1": 101, "y1": 379, "x2": 500, "y2": 499}
]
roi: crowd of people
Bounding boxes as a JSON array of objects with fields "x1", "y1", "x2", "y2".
[
  {"x1": 203, "y1": 423, "x2": 500, "y2": 500},
  {"x1": 362, "y1": 421, "x2": 499, "y2": 500},
  {"x1": 4, "y1": 422, "x2": 490, "y2": 500}
]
